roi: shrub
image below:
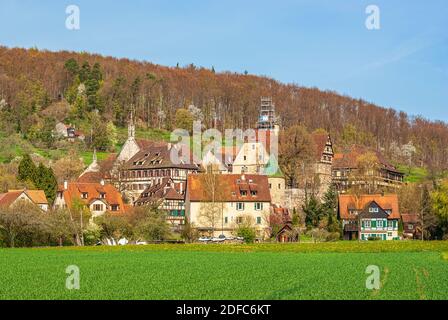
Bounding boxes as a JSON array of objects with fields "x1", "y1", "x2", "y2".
[{"x1": 236, "y1": 226, "x2": 256, "y2": 244}]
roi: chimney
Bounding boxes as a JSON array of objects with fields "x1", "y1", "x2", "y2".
[
  {"x1": 100, "y1": 179, "x2": 105, "y2": 186},
  {"x1": 241, "y1": 174, "x2": 246, "y2": 181},
  {"x1": 63, "y1": 180, "x2": 68, "y2": 190}
]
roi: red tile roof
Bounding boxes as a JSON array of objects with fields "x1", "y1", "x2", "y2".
[
  {"x1": 58, "y1": 182, "x2": 126, "y2": 214},
  {"x1": 0, "y1": 191, "x2": 24, "y2": 207},
  {"x1": 338, "y1": 194, "x2": 400, "y2": 220},
  {"x1": 135, "y1": 178, "x2": 185, "y2": 205},
  {"x1": 0, "y1": 190, "x2": 48, "y2": 207},
  {"x1": 187, "y1": 174, "x2": 271, "y2": 203},
  {"x1": 401, "y1": 213, "x2": 419, "y2": 223}
]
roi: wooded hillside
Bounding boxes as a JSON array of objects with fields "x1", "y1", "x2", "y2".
[{"x1": 0, "y1": 46, "x2": 447, "y2": 171}]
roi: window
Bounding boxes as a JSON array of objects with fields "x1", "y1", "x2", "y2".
[
  {"x1": 388, "y1": 232, "x2": 393, "y2": 237},
  {"x1": 278, "y1": 184, "x2": 281, "y2": 189},
  {"x1": 100, "y1": 193, "x2": 106, "y2": 199},
  {"x1": 377, "y1": 220, "x2": 383, "y2": 228},
  {"x1": 369, "y1": 207, "x2": 379, "y2": 213},
  {"x1": 82, "y1": 192, "x2": 88, "y2": 199},
  {"x1": 255, "y1": 203, "x2": 263, "y2": 211},
  {"x1": 236, "y1": 217, "x2": 244, "y2": 224},
  {"x1": 408, "y1": 224, "x2": 414, "y2": 230},
  {"x1": 256, "y1": 217, "x2": 262, "y2": 225},
  {"x1": 93, "y1": 204, "x2": 103, "y2": 211},
  {"x1": 365, "y1": 220, "x2": 371, "y2": 228},
  {"x1": 388, "y1": 220, "x2": 393, "y2": 228},
  {"x1": 224, "y1": 217, "x2": 228, "y2": 224},
  {"x1": 111, "y1": 205, "x2": 120, "y2": 211},
  {"x1": 250, "y1": 190, "x2": 257, "y2": 196},
  {"x1": 244, "y1": 156, "x2": 247, "y2": 161},
  {"x1": 240, "y1": 190, "x2": 247, "y2": 196},
  {"x1": 236, "y1": 203, "x2": 244, "y2": 211}
]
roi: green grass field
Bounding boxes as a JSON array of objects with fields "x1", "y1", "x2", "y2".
[{"x1": 1, "y1": 242, "x2": 448, "y2": 300}]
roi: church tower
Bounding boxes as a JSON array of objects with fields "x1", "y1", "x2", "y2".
[{"x1": 116, "y1": 110, "x2": 141, "y2": 163}]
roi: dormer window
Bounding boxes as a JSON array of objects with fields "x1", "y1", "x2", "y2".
[
  {"x1": 240, "y1": 191, "x2": 247, "y2": 196},
  {"x1": 82, "y1": 192, "x2": 88, "y2": 199},
  {"x1": 251, "y1": 190, "x2": 257, "y2": 196},
  {"x1": 100, "y1": 193, "x2": 106, "y2": 199}
]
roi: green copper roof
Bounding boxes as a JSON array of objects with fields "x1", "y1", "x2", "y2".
[{"x1": 264, "y1": 154, "x2": 284, "y2": 177}]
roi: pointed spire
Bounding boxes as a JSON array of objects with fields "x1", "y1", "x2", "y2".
[{"x1": 128, "y1": 109, "x2": 135, "y2": 139}]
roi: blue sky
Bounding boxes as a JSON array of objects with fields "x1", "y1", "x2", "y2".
[{"x1": 0, "y1": 0, "x2": 447, "y2": 121}]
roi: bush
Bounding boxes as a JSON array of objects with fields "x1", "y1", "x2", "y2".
[
  {"x1": 236, "y1": 226, "x2": 256, "y2": 244},
  {"x1": 326, "y1": 232, "x2": 341, "y2": 242}
]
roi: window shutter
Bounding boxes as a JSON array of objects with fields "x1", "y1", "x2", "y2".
[
  {"x1": 362, "y1": 221, "x2": 365, "y2": 229},
  {"x1": 372, "y1": 220, "x2": 377, "y2": 228}
]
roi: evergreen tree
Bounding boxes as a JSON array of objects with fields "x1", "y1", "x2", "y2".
[
  {"x1": 18, "y1": 154, "x2": 37, "y2": 182},
  {"x1": 303, "y1": 195, "x2": 323, "y2": 228},
  {"x1": 64, "y1": 58, "x2": 79, "y2": 77},
  {"x1": 321, "y1": 185, "x2": 338, "y2": 217},
  {"x1": 79, "y1": 61, "x2": 91, "y2": 83},
  {"x1": 91, "y1": 63, "x2": 103, "y2": 82},
  {"x1": 34, "y1": 163, "x2": 57, "y2": 204},
  {"x1": 321, "y1": 185, "x2": 341, "y2": 234}
]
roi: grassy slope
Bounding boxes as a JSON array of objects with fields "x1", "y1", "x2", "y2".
[
  {"x1": 0, "y1": 127, "x2": 171, "y2": 166},
  {"x1": 397, "y1": 165, "x2": 428, "y2": 183},
  {"x1": 1, "y1": 242, "x2": 448, "y2": 300}
]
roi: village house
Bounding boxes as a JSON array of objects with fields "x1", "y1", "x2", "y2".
[
  {"x1": 185, "y1": 174, "x2": 272, "y2": 239},
  {"x1": 54, "y1": 180, "x2": 126, "y2": 218},
  {"x1": 332, "y1": 145, "x2": 404, "y2": 193},
  {"x1": 55, "y1": 122, "x2": 85, "y2": 142},
  {"x1": 134, "y1": 177, "x2": 186, "y2": 230},
  {"x1": 401, "y1": 213, "x2": 421, "y2": 240},
  {"x1": 338, "y1": 194, "x2": 401, "y2": 241},
  {"x1": 117, "y1": 142, "x2": 201, "y2": 202},
  {"x1": 0, "y1": 189, "x2": 49, "y2": 211}
]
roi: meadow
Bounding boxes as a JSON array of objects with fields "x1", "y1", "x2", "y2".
[{"x1": 1, "y1": 242, "x2": 448, "y2": 300}]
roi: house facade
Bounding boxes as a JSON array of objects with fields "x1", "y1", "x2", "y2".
[
  {"x1": 185, "y1": 174, "x2": 272, "y2": 239},
  {"x1": 117, "y1": 142, "x2": 201, "y2": 202},
  {"x1": 134, "y1": 177, "x2": 186, "y2": 229},
  {"x1": 54, "y1": 181, "x2": 126, "y2": 218},
  {"x1": 0, "y1": 189, "x2": 49, "y2": 211},
  {"x1": 401, "y1": 213, "x2": 421, "y2": 239},
  {"x1": 332, "y1": 146, "x2": 404, "y2": 193},
  {"x1": 338, "y1": 194, "x2": 401, "y2": 241}
]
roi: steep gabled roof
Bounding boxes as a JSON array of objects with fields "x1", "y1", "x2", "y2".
[
  {"x1": 358, "y1": 201, "x2": 389, "y2": 219},
  {"x1": 338, "y1": 194, "x2": 400, "y2": 220},
  {"x1": 24, "y1": 190, "x2": 48, "y2": 204},
  {"x1": 125, "y1": 142, "x2": 200, "y2": 170},
  {"x1": 0, "y1": 190, "x2": 48, "y2": 208},
  {"x1": 58, "y1": 182, "x2": 126, "y2": 214},
  {"x1": 401, "y1": 213, "x2": 419, "y2": 223},
  {"x1": 187, "y1": 174, "x2": 271, "y2": 203},
  {"x1": 135, "y1": 178, "x2": 185, "y2": 205},
  {"x1": 0, "y1": 191, "x2": 24, "y2": 207}
]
